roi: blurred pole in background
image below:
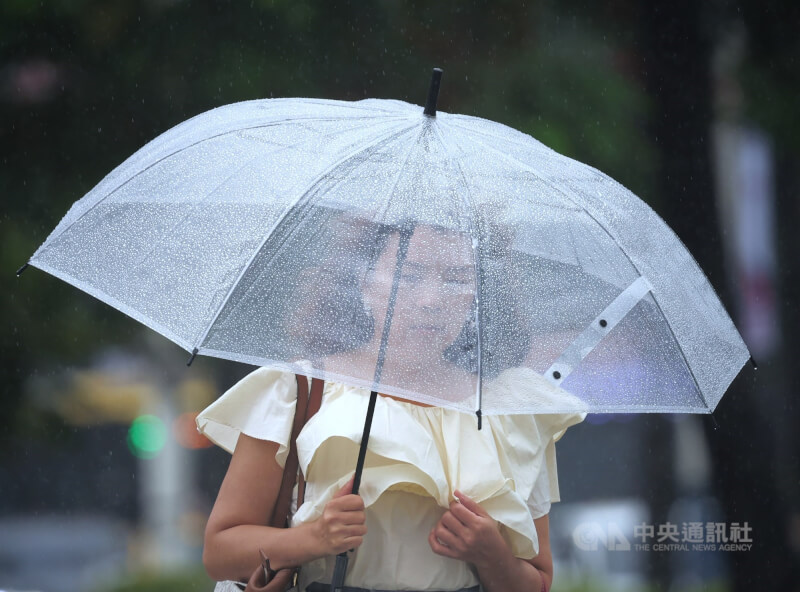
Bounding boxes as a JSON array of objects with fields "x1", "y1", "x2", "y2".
[
  {"x1": 137, "y1": 388, "x2": 195, "y2": 568},
  {"x1": 668, "y1": 414, "x2": 726, "y2": 589},
  {"x1": 712, "y1": 23, "x2": 781, "y2": 363}
]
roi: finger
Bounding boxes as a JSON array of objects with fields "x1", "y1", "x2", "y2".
[
  {"x1": 450, "y1": 499, "x2": 481, "y2": 526},
  {"x1": 333, "y1": 476, "x2": 356, "y2": 498},
  {"x1": 428, "y1": 528, "x2": 459, "y2": 559},
  {"x1": 332, "y1": 519, "x2": 367, "y2": 535},
  {"x1": 454, "y1": 490, "x2": 489, "y2": 518},
  {"x1": 335, "y1": 535, "x2": 363, "y2": 552},
  {"x1": 336, "y1": 523, "x2": 368, "y2": 538},
  {"x1": 324, "y1": 524, "x2": 367, "y2": 552},
  {"x1": 337, "y1": 510, "x2": 366, "y2": 526},
  {"x1": 329, "y1": 494, "x2": 365, "y2": 512},
  {"x1": 440, "y1": 510, "x2": 468, "y2": 538},
  {"x1": 433, "y1": 523, "x2": 461, "y2": 551}
]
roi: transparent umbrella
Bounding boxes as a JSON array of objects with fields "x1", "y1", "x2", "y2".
[
  {"x1": 22, "y1": 69, "x2": 751, "y2": 421},
  {"x1": 21, "y1": 67, "x2": 754, "y2": 459}
]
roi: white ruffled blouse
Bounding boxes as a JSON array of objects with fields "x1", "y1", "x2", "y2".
[{"x1": 197, "y1": 365, "x2": 587, "y2": 591}]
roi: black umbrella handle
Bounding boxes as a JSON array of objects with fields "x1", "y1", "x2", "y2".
[
  {"x1": 331, "y1": 552, "x2": 349, "y2": 592},
  {"x1": 330, "y1": 391, "x2": 378, "y2": 591},
  {"x1": 329, "y1": 391, "x2": 377, "y2": 592}
]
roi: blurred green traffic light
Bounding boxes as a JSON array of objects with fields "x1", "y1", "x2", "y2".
[{"x1": 127, "y1": 414, "x2": 167, "y2": 459}]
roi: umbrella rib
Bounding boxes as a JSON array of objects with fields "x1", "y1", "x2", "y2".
[
  {"x1": 637, "y1": 288, "x2": 712, "y2": 411},
  {"x1": 190, "y1": 119, "x2": 421, "y2": 353},
  {"x1": 128, "y1": 119, "x2": 387, "y2": 271},
  {"x1": 372, "y1": 125, "x2": 426, "y2": 227},
  {"x1": 445, "y1": 119, "x2": 612, "y2": 186},
  {"x1": 35, "y1": 114, "x2": 410, "y2": 258},
  {"x1": 129, "y1": 152, "x2": 266, "y2": 272},
  {"x1": 447, "y1": 130, "x2": 712, "y2": 412},
  {"x1": 429, "y1": 122, "x2": 485, "y2": 422},
  {"x1": 444, "y1": 119, "x2": 559, "y2": 156}
]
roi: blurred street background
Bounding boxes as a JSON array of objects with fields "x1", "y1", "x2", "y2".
[{"x1": 1, "y1": 1, "x2": 798, "y2": 591}]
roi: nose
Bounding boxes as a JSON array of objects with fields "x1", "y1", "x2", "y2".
[{"x1": 415, "y1": 278, "x2": 445, "y2": 311}]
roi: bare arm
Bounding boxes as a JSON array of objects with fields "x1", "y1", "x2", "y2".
[
  {"x1": 203, "y1": 433, "x2": 366, "y2": 582},
  {"x1": 429, "y1": 491, "x2": 553, "y2": 592},
  {"x1": 474, "y1": 514, "x2": 553, "y2": 592}
]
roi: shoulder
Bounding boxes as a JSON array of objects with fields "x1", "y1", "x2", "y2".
[
  {"x1": 212, "y1": 366, "x2": 300, "y2": 412},
  {"x1": 196, "y1": 366, "x2": 301, "y2": 459}
]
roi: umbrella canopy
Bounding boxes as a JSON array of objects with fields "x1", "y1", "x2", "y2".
[{"x1": 24, "y1": 72, "x2": 751, "y2": 417}]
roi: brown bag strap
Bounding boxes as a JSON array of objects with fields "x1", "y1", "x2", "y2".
[
  {"x1": 269, "y1": 374, "x2": 324, "y2": 528},
  {"x1": 297, "y1": 377, "x2": 324, "y2": 507}
]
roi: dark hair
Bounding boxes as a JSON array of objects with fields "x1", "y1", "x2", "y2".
[{"x1": 289, "y1": 216, "x2": 398, "y2": 359}]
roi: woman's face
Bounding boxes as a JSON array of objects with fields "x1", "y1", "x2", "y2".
[{"x1": 362, "y1": 224, "x2": 476, "y2": 372}]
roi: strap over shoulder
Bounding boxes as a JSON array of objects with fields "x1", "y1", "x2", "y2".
[{"x1": 270, "y1": 374, "x2": 324, "y2": 528}]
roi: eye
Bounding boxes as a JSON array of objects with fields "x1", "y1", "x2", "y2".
[{"x1": 443, "y1": 270, "x2": 473, "y2": 285}]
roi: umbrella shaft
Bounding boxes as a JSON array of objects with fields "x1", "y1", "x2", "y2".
[
  {"x1": 351, "y1": 223, "x2": 414, "y2": 494},
  {"x1": 352, "y1": 390, "x2": 378, "y2": 494},
  {"x1": 336, "y1": 390, "x2": 377, "y2": 592},
  {"x1": 371, "y1": 224, "x2": 413, "y2": 387},
  {"x1": 338, "y1": 223, "x2": 414, "y2": 589}
]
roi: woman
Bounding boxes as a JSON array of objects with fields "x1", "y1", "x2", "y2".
[{"x1": 198, "y1": 219, "x2": 587, "y2": 591}]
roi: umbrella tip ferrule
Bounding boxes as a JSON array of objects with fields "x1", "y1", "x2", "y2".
[
  {"x1": 187, "y1": 347, "x2": 198, "y2": 366},
  {"x1": 423, "y1": 68, "x2": 443, "y2": 117},
  {"x1": 16, "y1": 262, "x2": 29, "y2": 277},
  {"x1": 476, "y1": 408, "x2": 482, "y2": 430},
  {"x1": 749, "y1": 356, "x2": 758, "y2": 370}
]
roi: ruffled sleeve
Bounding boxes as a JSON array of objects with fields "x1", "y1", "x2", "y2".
[
  {"x1": 195, "y1": 367, "x2": 298, "y2": 467},
  {"x1": 526, "y1": 410, "x2": 587, "y2": 518},
  {"x1": 526, "y1": 438, "x2": 558, "y2": 518}
]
